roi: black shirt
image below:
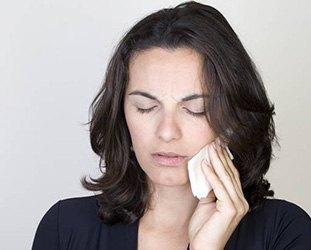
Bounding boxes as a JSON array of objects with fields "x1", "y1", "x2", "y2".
[{"x1": 32, "y1": 195, "x2": 311, "y2": 249}]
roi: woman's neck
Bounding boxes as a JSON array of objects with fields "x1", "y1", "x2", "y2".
[{"x1": 140, "y1": 182, "x2": 199, "y2": 233}]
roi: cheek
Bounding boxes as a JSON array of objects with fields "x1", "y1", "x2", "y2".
[
  {"x1": 125, "y1": 116, "x2": 153, "y2": 172},
  {"x1": 125, "y1": 113, "x2": 151, "y2": 145},
  {"x1": 184, "y1": 121, "x2": 216, "y2": 147}
]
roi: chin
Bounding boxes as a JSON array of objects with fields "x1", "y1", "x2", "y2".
[
  {"x1": 150, "y1": 175, "x2": 190, "y2": 187},
  {"x1": 142, "y1": 161, "x2": 190, "y2": 187}
]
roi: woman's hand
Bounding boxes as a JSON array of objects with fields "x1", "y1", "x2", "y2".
[{"x1": 188, "y1": 139, "x2": 249, "y2": 250}]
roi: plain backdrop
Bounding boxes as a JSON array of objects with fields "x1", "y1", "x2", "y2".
[{"x1": 1, "y1": 0, "x2": 310, "y2": 249}]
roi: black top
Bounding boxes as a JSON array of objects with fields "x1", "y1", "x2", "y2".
[{"x1": 32, "y1": 195, "x2": 311, "y2": 250}]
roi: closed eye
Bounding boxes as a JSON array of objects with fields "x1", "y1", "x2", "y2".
[
  {"x1": 136, "y1": 106, "x2": 157, "y2": 114},
  {"x1": 136, "y1": 106, "x2": 205, "y2": 117},
  {"x1": 183, "y1": 107, "x2": 205, "y2": 117}
]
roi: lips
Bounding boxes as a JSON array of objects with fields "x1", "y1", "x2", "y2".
[{"x1": 151, "y1": 152, "x2": 187, "y2": 166}]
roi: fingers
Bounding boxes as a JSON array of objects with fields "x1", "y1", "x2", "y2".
[
  {"x1": 201, "y1": 159, "x2": 234, "y2": 213},
  {"x1": 214, "y1": 142, "x2": 249, "y2": 213},
  {"x1": 214, "y1": 139, "x2": 243, "y2": 193},
  {"x1": 217, "y1": 140, "x2": 243, "y2": 192},
  {"x1": 201, "y1": 140, "x2": 249, "y2": 216},
  {"x1": 208, "y1": 142, "x2": 241, "y2": 203}
]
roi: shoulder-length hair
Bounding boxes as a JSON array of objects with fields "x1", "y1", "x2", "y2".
[{"x1": 82, "y1": 1, "x2": 276, "y2": 224}]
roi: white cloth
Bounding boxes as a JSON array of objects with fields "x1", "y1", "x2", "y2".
[{"x1": 187, "y1": 144, "x2": 234, "y2": 199}]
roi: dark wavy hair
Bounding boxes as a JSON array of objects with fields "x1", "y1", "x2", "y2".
[{"x1": 82, "y1": 1, "x2": 277, "y2": 225}]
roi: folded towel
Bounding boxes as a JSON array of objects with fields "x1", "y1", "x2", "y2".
[{"x1": 187, "y1": 143, "x2": 234, "y2": 199}]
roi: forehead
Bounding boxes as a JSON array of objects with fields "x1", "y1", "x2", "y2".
[{"x1": 127, "y1": 47, "x2": 204, "y2": 94}]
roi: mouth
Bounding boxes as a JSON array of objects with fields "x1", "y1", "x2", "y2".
[{"x1": 151, "y1": 152, "x2": 188, "y2": 166}]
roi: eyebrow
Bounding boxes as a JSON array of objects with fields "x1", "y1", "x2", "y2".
[{"x1": 128, "y1": 90, "x2": 209, "y2": 102}]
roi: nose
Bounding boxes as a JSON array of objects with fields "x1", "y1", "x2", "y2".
[{"x1": 156, "y1": 112, "x2": 182, "y2": 143}]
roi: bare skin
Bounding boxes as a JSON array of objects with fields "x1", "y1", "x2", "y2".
[{"x1": 137, "y1": 182, "x2": 198, "y2": 249}]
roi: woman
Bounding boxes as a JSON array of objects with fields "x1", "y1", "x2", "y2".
[{"x1": 32, "y1": 1, "x2": 311, "y2": 249}]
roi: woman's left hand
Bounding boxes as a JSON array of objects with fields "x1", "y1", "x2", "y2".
[{"x1": 188, "y1": 139, "x2": 249, "y2": 250}]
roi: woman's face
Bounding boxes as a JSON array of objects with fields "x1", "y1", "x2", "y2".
[{"x1": 124, "y1": 47, "x2": 216, "y2": 188}]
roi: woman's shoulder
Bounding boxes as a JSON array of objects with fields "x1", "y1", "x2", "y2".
[
  {"x1": 245, "y1": 198, "x2": 311, "y2": 231},
  {"x1": 228, "y1": 198, "x2": 311, "y2": 249},
  {"x1": 44, "y1": 195, "x2": 101, "y2": 227},
  {"x1": 251, "y1": 198, "x2": 310, "y2": 221},
  {"x1": 32, "y1": 195, "x2": 103, "y2": 250},
  {"x1": 55, "y1": 196, "x2": 100, "y2": 225},
  {"x1": 33, "y1": 195, "x2": 140, "y2": 250}
]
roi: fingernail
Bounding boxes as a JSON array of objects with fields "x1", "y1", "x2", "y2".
[
  {"x1": 216, "y1": 137, "x2": 221, "y2": 145},
  {"x1": 217, "y1": 137, "x2": 224, "y2": 148}
]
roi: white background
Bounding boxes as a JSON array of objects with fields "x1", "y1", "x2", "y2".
[{"x1": 1, "y1": 0, "x2": 310, "y2": 249}]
